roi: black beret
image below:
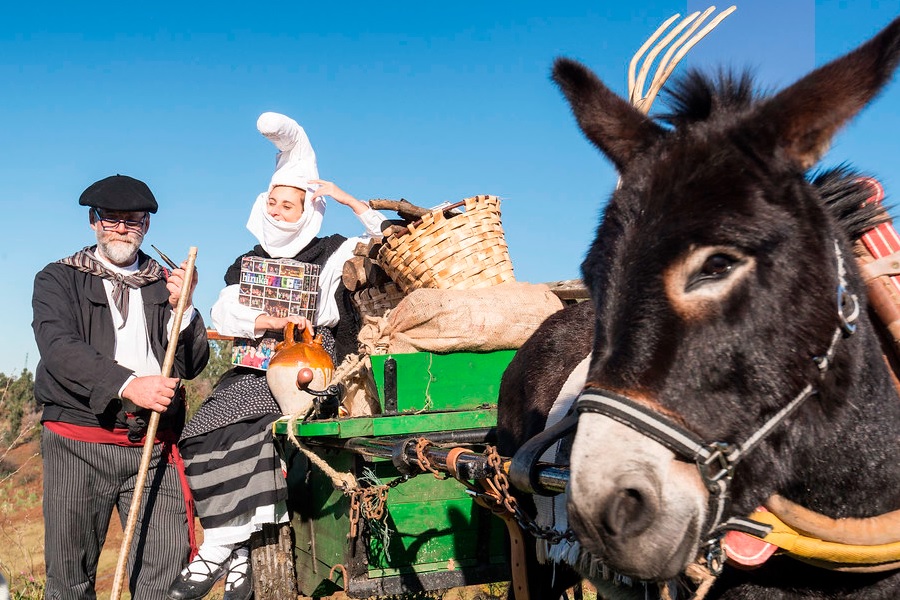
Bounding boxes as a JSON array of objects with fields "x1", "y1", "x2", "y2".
[{"x1": 79, "y1": 175, "x2": 158, "y2": 214}]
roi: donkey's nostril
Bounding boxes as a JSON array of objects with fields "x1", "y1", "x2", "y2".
[{"x1": 600, "y1": 482, "x2": 659, "y2": 539}]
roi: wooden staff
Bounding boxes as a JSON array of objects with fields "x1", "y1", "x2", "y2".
[{"x1": 110, "y1": 246, "x2": 198, "y2": 600}]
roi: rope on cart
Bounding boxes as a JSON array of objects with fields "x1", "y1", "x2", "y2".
[
  {"x1": 279, "y1": 351, "x2": 380, "y2": 492},
  {"x1": 331, "y1": 351, "x2": 380, "y2": 416},
  {"x1": 285, "y1": 411, "x2": 359, "y2": 492}
]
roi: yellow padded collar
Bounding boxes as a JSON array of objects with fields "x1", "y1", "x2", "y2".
[{"x1": 747, "y1": 509, "x2": 900, "y2": 572}]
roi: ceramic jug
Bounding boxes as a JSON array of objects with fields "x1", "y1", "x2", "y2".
[{"x1": 266, "y1": 322, "x2": 334, "y2": 415}]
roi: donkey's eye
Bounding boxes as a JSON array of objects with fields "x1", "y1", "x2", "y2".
[
  {"x1": 666, "y1": 246, "x2": 755, "y2": 312},
  {"x1": 701, "y1": 254, "x2": 737, "y2": 277},
  {"x1": 685, "y1": 253, "x2": 740, "y2": 291}
]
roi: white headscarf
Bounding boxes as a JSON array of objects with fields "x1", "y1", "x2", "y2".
[{"x1": 246, "y1": 113, "x2": 326, "y2": 258}]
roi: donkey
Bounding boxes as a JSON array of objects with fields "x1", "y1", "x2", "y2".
[{"x1": 497, "y1": 16, "x2": 900, "y2": 600}]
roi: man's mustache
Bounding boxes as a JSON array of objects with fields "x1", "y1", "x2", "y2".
[{"x1": 106, "y1": 234, "x2": 142, "y2": 243}]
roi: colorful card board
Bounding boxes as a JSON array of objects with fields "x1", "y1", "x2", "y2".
[{"x1": 231, "y1": 256, "x2": 320, "y2": 370}]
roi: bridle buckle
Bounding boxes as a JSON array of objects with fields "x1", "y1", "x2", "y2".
[
  {"x1": 703, "y1": 536, "x2": 726, "y2": 576},
  {"x1": 697, "y1": 442, "x2": 735, "y2": 492}
]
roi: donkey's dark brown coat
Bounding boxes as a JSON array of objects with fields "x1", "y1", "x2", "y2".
[{"x1": 498, "y1": 16, "x2": 900, "y2": 600}]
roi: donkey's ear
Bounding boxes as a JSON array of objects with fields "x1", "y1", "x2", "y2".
[
  {"x1": 758, "y1": 17, "x2": 900, "y2": 170},
  {"x1": 553, "y1": 58, "x2": 665, "y2": 172}
]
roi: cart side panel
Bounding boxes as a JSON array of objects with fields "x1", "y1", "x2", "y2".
[{"x1": 370, "y1": 350, "x2": 515, "y2": 412}]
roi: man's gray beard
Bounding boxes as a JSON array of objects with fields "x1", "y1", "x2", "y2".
[{"x1": 97, "y1": 234, "x2": 142, "y2": 266}]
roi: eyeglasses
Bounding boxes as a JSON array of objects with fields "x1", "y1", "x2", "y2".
[{"x1": 92, "y1": 208, "x2": 147, "y2": 232}]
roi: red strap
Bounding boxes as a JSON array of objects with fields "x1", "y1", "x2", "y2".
[
  {"x1": 722, "y1": 506, "x2": 778, "y2": 569},
  {"x1": 859, "y1": 179, "x2": 898, "y2": 278},
  {"x1": 165, "y1": 440, "x2": 199, "y2": 559}
]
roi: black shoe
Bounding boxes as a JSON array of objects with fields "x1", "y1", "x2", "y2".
[
  {"x1": 166, "y1": 556, "x2": 227, "y2": 600},
  {"x1": 222, "y1": 551, "x2": 253, "y2": 600}
]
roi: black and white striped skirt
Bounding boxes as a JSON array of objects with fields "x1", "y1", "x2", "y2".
[{"x1": 179, "y1": 373, "x2": 290, "y2": 546}]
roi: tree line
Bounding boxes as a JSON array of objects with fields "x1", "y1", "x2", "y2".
[{"x1": 0, "y1": 339, "x2": 234, "y2": 458}]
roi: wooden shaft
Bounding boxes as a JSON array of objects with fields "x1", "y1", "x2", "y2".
[{"x1": 110, "y1": 246, "x2": 198, "y2": 600}]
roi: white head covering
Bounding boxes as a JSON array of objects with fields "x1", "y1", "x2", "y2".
[
  {"x1": 257, "y1": 111, "x2": 316, "y2": 170},
  {"x1": 246, "y1": 112, "x2": 326, "y2": 258}
]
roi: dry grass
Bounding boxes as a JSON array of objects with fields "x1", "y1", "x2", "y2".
[
  {"x1": 0, "y1": 438, "x2": 46, "y2": 600},
  {"x1": 0, "y1": 439, "x2": 513, "y2": 600},
  {"x1": 0, "y1": 437, "x2": 596, "y2": 600}
]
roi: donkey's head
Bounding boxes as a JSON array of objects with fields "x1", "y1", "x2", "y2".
[{"x1": 558, "y1": 18, "x2": 900, "y2": 581}]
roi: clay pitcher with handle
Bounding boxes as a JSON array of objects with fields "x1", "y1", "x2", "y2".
[{"x1": 266, "y1": 322, "x2": 335, "y2": 415}]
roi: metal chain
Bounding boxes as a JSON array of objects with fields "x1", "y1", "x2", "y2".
[
  {"x1": 347, "y1": 488, "x2": 362, "y2": 539},
  {"x1": 360, "y1": 486, "x2": 389, "y2": 521},
  {"x1": 483, "y1": 445, "x2": 576, "y2": 544},
  {"x1": 415, "y1": 437, "x2": 449, "y2": 479},
  {"x1": 345, "y1": 473, "x2": 414, "y2": 539}
]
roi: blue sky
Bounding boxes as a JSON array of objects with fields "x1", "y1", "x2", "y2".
[{"x1": 2, "y1": 1, "x2": 899, "y2": 375}]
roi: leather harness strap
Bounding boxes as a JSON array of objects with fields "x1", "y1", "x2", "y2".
[
  {"x1": 496, "y1": 509, "x2": 532, "y2": 600},
  {"x1": 473, "y1": 480, "x2": 531, "y2": 600},
  {"x1": 765, "y1": 494, "x2": 900, "y2": 547},
  {"x1": 859, "y1": 250, "x2": 900, "y2": 280},
  {"x1": 439, "y1": 445, "x2": 533, "y2": 600},
  {"x1": 444, "y1": 446, "x2": 468, "y2": 480}
]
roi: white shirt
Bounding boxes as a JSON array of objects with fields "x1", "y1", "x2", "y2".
[{"x1": 94, "y1": 253, "x2": 196, "y2": 395}]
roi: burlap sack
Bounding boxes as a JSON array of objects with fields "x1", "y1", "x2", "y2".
[{"x1": 357, "y1": 282, "x2": 565, "y2": 354}]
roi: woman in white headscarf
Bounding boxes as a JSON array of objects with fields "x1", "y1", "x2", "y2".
[{"x1": 166, "y1": 113, "x2": 385, "y2": 600}]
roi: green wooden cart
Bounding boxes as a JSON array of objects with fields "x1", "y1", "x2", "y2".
[{"x1": 272, "y1": 350, "x2": 519, "y2": 598}]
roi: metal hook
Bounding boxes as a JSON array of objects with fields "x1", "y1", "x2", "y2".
[{"x1": 836, "y1": 286, "x2": 859, "y2": 336}]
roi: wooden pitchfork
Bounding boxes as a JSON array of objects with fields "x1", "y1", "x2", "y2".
[
  {"x1": 110, "y1": 246, "x2": 198, "y2": 600},
  {"x1": 634, "y1": 11, "x2": 737, "y2": 598},
  {"x1": 628, "y1": 5, "x2": 737, "y2": 114}
]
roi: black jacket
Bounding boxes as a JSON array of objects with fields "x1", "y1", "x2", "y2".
[{"x1": 32, "y1": 249, "x2": 210, "y2": 430}]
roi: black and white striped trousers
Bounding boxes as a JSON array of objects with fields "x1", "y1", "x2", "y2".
[{"x1": 41, "y1": 427, "x2": 189, "y2": 600}]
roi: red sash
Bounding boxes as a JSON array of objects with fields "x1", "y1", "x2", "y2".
[{"x1": 44, "y1": 421, "x2": 199, "y2": 558}]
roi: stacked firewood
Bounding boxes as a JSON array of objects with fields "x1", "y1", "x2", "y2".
[{"x1": 342, "y1": 198, "x2": 435, "y2": 318}]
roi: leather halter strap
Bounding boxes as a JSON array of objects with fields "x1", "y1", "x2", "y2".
[
  {"x1": 576, "y1": 385, "x2": 817, "y2": 537},
  {"x1": 574, "y1": 239, "x2": 859, "y2": 548}
]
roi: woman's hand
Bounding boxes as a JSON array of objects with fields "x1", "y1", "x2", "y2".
[
  {"x1": 254, "y1": 314, "x2": 312, "y2": 334},
  {"x1": 309, "y1": 179, "x2": 370, "y2": 215}
]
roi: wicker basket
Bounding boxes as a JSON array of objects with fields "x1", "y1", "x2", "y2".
[
  {"x1": 352, "y1": 281, "x2": 406, "y2": 320},
  {"x1": 377, "y1": 195, "x2": 515, "y2": 292}
]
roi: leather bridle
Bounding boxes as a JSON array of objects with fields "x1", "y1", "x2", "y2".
[{"x1": 574, "y1": 239, "x2": 861, "y2": 562}]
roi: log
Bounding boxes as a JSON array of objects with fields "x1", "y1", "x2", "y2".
[
  {"x1": 342, "y1": 256, "x2": 392, "y2": 292},
  {"x1": 250, "y1": 523, "x2": 297, "y2": 600},
  {"x1": 380, "y1": 219, "x2": 409, "y2": 234},
  {"x1": 544, "y1": 279, "x2": 590, "y2": 304},
  {"x1": 352, "y1": 238, "x2": 383, "y2": 259},
  {"x1": 381, "y1": 224, "x2": 410, "y2": 239},
  {"x1": 369, "y1": 198, "x2": 431, "y2": 221}
]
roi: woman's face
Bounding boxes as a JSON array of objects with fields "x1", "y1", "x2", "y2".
[{"x1": 267, "y1": 185, "x2": 306, "y2": 223}]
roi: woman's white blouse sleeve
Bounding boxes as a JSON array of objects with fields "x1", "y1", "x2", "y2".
[
  {"x1": 210, "y1": 284, "x2": 265, "y2": 338},
  {"x1": 357, "y1": 207, "x2": 387, "y2": 238}
]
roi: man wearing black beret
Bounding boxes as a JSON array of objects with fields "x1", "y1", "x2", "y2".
[{"x1": 32, "y1": 175, "x2": 210, "y2": 599}]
